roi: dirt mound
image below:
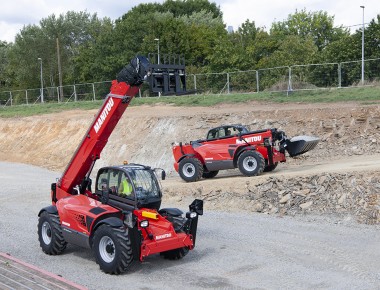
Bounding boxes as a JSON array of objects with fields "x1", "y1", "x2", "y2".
[{"x1": 1, "y1": 101, "x2": 379, "y2": 223}]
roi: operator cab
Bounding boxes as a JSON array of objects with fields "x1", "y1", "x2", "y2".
[
  {"x1": 95, "y1": 163, "x2": 164, "y2": 211},
  {"x1": 206, "y1": 124, "x2": 249, "y2": 140}
]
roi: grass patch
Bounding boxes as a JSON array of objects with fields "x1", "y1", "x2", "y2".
[{"x1": 1, "y1": 86, "x2": 379, "y2": 118}]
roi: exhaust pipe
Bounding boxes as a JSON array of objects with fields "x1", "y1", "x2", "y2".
[{"x1": 284, "y1": 135, "x2": 319, "y2": 157}]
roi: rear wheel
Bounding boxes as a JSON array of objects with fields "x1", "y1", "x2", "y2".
[
  {"x1": 93, "y1": 225, "x2": 134, "y2": 274},
  {"x1": 202, "y1": 170, "x2": 219, "y2": 179},
  {"x1": 178, "y1": 157, "x2": 203, "y2": 182},
  {"x1": 237, "y1": 150, "x2": 265, "y2": 176},
  {"x1": 37, "y1": 211, "x2": 67, "y2": 255},
  {"x1": 161, "y1": 247, "x2": 189, "y2": 260}
]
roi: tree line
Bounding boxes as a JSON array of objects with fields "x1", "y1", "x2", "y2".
[{"x1": 0, "y1": 0, "x2": 379, "y2": 92}]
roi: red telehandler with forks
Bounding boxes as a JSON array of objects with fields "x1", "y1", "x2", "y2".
[{"x1": 37, "y1": 56, "x2": 203, "y2": 274}]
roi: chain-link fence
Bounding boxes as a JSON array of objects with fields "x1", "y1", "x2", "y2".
[{"x1": 1, "y1": 58, "x2": 380, "y2": 107}]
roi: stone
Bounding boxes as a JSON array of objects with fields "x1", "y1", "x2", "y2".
[
  {"x1": 299, "y1": 201, "x2": 313, "y2": 210},
  {"x1": 279, "y1": 194, "x2": 291, "y2": 204}
]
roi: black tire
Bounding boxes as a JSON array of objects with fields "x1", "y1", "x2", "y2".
[
  {"x1": 161, "y1": 247, "x2": 189, "y2": 260},
  {"x1": 92, "y1": 225, "x2": 134, "y2": 274},
  {"x1": 202, "y1": 170, "x2": 219, "y2": 179},
  {"x1": 178, "y1": 157, "x2": 203, "y2": 182},
  {"x1": 237, "y1": 150, "x2": 265, "y2": 176},
  {"x1": 264, "y1": 161, "x2": 278, "y2": 172},
  {"x1": 37, "y1": 211, "x2": 67, "y2": 255}
]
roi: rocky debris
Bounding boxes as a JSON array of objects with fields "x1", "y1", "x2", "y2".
[{"x1": 163, "y1": 171, "x2": 380, "y2": 225}]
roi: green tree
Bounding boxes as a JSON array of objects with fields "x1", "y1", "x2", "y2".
[
  {"x1": 257, "y1": 35, "x2": 318, "y2": 90},
  {"x1": 270, "y1": 9, "x2": 349, "y2": 50},
  {"x1": 0, "y1": 41, "x2": 12, "y2": 88},
  {"x1": 161, "y1": 0, "x2": 222, "y2": 18},
  {"x1": 7, "y1": 11, "x2": 110, "y2": 95}
]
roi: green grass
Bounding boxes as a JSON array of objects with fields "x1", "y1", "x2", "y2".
[{"x1": 1, "y1": 86, "x2": 379, "y2": 118}]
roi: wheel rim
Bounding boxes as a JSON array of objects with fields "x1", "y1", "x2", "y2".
[
  {"x1": 41, "y1": 221, "x2": 52, "y2": 245},
  {"x1": 99, "y1": 236, "x2": 115, "y2": 263},
  {"x1": 243, "y1": 156, "x2": 257, "y2": 172},
  {"x1": 182, "y1": 163, "x2": 195, "y2": 178}
]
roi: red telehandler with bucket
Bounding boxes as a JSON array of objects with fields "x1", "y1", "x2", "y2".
[{"x1": 172, "y1": 124, "x2": 319, "y2": 182}]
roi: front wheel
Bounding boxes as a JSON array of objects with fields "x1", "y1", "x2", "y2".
[
  {"x1": 237, "y1": 150, "x2": 265, "y2": 176},
  {"x1": 37, "y1": 211, "x2": 67, "y2": 255},
  {"x1": 178, "y1": 157, "x2": 203, "y2": 182},
  {"x1": 92, "y1": 225, "x2": 134, "y2": 274}
]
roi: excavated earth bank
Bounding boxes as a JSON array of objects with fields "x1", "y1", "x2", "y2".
[{"x1": 1, "y1": 101, "x2": 379, "y2": 223}]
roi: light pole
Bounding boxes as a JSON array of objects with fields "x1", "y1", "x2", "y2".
[
  {"x1": 37, "y1": 58, "x2": 44, "y2": 103},
  {"x1": 154, "y1": 38, "x2": 161, "y2": 97},
  {"x1": 360, "y1": 5, "x2": 365, "y2": 85},
  {"x1": 154, "y1": 38, "x2": 160, "y2": 64}
]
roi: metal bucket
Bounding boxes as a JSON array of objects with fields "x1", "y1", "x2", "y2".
[{"x1": 285, "y1": 135, "x2": 319, "y2": 157}]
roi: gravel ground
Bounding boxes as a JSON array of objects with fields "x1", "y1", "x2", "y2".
[{"x1": 0, "y1": 161, "x2": 379, "y2": 290}]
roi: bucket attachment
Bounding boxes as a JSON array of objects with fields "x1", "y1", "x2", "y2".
[{"x1": 285, "y1": 135, "x2": 319, "y2": 157}]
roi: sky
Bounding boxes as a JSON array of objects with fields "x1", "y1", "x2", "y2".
[{"x1": 1, "y1": 0, "x2": 379, "y2": 43}]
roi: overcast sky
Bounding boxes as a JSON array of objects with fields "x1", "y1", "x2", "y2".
[{"x1": 1, "y1": 0, "x2": 379, "y2": 43}]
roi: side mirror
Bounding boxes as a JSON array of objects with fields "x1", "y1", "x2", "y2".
[
  {"x1": 161, "y1": 170, "x2": 166, "y2": 180},
  {"x1": 100, "y1": 189, "x2": 110, "y2": 204}
]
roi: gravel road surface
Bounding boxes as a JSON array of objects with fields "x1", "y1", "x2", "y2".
[{"x1": 0, "y1": 162, "x2": 379, "y2": 290}]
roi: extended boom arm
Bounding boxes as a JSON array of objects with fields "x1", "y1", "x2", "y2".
[{"x1": 54, "y1": 56, "x2": 150, "y2": 201}]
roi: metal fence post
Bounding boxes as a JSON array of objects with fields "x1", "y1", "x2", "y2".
[
  {"x1": 227, "y1": 73, "x2": 230, "y2": 94},
  {"x1": 338, "y1": 63, "x2": 342, "y2": 88},
  {"x1": 25, "y1": 90, "x2": 28, "y2": 105},
  {"x1": 10, "y1": 92, "x2": 12, "y2": 106},
  {"x1": 57, "y1": 87, "x2": 60, "y2": 102},
  {"x1": 256, "y1": 70, "x2": 259, "y2": 92},
  {"x1": 74, "y1": 85, "x2": 77, "y2": 102},
  {"x1": 92, "y1": 83, "x2": 96, "y2": 101},
  {"x1": 194, "y1": 74, "x2": 197, "y2": 94},
  {"x1": 288, "y1": 66, "x2": 292, "y2": 93}
]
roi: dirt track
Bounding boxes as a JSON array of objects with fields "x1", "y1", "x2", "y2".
[{"x1": 0, "y1": 100, "x2": 380, "y2": 222}]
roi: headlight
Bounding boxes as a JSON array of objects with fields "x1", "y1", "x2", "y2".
[
  {"x1": 140, "y1": 220, "x2": 149, "y2": 228},
  {"x1": 186, "y1": 212, "x2": 197, "y2": 219}
]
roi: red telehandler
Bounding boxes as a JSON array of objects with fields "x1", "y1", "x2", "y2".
[
  {"x1": 172, "y1": 124, "x2": 319, "y2": 182},
  {"x1": 37, "y1": 56, "x2": 203, "y2": 274}
]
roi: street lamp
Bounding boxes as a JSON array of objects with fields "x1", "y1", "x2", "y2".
[
  {"x1": 154, "y1": 38, "x2": 161, "y2": 97},
  {"x1": 360, "y1": 5, "x2": 365, "y2": 85},
  {"x1": 37, "y1": 58, "x2": 44, "y2": 103},
  {"x1": 154, "y1": 38, "x2": 160, "y2": 64}
]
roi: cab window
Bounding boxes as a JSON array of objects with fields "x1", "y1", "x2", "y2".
[
  {"x1": 97, "y1": 169, "x2": 109, "y2": 191},
  {"x1": 207, "y1": 128, "x2": 218, "y2": 140}
]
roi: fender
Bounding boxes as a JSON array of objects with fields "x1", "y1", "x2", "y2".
[
  {"x1": 93, "y1": 216, "x2": 124, "y2": 230},
  {"x1": 233, "y1": 145, "x2": 256, "y2": 167},
  {"x1": 177, "y1": 153, "x2": 196, "y2": 163},
  {"x1": 38, "y1": 205, "x2": 58, "y2": 217}
]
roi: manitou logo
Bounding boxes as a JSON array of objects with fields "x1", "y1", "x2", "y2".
[
  {"x1": 236, "y1": 136, "x2": 262, "y2": 144},
  {"x1": 155, "y1": 233, "x2": 172, "y2": 240},
  {"x1": 93, "y1": 98, "x2": 115, "y2": 133}
]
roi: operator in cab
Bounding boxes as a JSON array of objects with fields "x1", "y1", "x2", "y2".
[{"x1": 118, "y1": 173, "x2": 133, "y2": 197}]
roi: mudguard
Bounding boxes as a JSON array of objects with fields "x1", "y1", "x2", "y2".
[{"x1": 38, "y1": 205, "x2": 58, "y2": 217}]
